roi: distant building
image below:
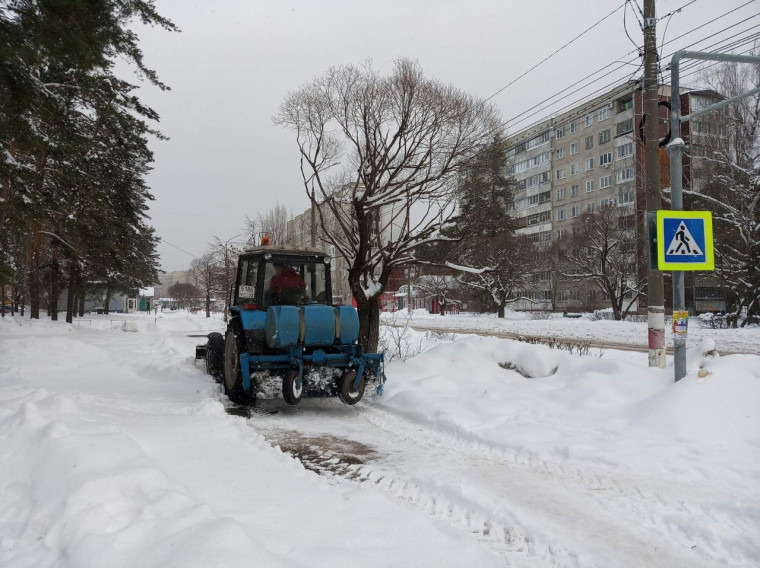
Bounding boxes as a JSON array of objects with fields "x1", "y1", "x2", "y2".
[{"x1": 505, "y1": 80, "x2": 724, "y2": 313}]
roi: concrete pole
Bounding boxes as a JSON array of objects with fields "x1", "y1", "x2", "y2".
[{"x1": 643, "y1": 0, "x2": 666, "y2": 367}]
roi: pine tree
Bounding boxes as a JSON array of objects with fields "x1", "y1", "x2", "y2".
[{"x1": 1, "y1": 0, "x2": 176, "y2": 319}]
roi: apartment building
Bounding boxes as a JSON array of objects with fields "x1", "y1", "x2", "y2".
[
  {"x1": 285, "y1": 205, "x2": 352, "y2": 305},
  {"x1": 505, "y1": 81, "x2": 721, "y2": 313}
]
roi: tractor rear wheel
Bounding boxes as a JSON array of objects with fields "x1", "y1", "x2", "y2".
[
  {"x1": 223, "y1": 330, "x2": 252, "y2": 404},
  {"x1": 338, "y1": 369, "x2": 365, "y2": 405},
  {"x1": 281, "y1": 368, "x2": 303, "y2": 406},
  {"x1": 205, "y1": 332, "x2": 224, "y2": 380}
]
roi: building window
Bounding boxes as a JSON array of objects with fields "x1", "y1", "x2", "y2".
[
  {"x1": 620, "y1": 189, "x2": 634, "y2": 204},
  {"x1": 616, "y1": 119, "x2": 633, "y2": 136},
  {"x1": 556, "y1": 168, "x2": 566, "y2": 180},
  {"x1": 585, "y1": 157, "x2": 594, "y2": 171},
  {"x1": 585, "y1": 114, "x2": 594, "y2": 127},
  {"x1": 617, "y1": 167, "x2": 635, "y2": 182},
  {"x1": 556, "y1": 147, "x2": 566, "y2": 159},
  {"x1": 571, "y1": 205, "x2": 580, "y2": 217},
  {"x1": 600, "y1": 175, "x2": 612, "y2": 189},
  {"x1": 570, "y1": 163, "x2": 579, "y2": 176},
  {"x1": 598, "y1": 107, "x2": 611, "y2": 121},
  {"x1": 571, "y1": 185, "x2": 579, "y2": 197},
  {"x1": 599, "y1": 151, "x2": 613, "y2": 166},
  {"x1": 585, "y1": 136, "x2": 594, "y2": 150},
  {"x1": 557, "y1": 208, "x2": 566, "y2": 221},
  {"x1": 587, "y1": 202, "x2": 595, "y2": 213},
  {"x1": 617, "y1": 142, "x2": 634, "y2": 159},
  {"x1": 556, "y1": 126, "x2": 565, "y2": 139},
  {"x1": 599, "y1": 129, "x2": 611, "y2": 144},
  {"x1": 556, "y1": 188, "x2": 566, "y2": 200},
  {"x1": 570, "y1": 121, "x2": 578, "y2": 133},
  {"x1": 600, "y1": 198, "x2": 615, "y2": 208},
  {"x1": 586, "y1": 180, "x2": 594, "y2": 192},
  {"x1": 617, "y1": 98, "x2": 633, "y2": 112},
  {"x1": 570, "y1": 141, "x2": 578, "y2": 154},
  {"x1": 557, "y1": 228, "x2": 568, "y2": 240},
  {"x1": 619, "y1": 214, "x2": 635, "y2": 229}
]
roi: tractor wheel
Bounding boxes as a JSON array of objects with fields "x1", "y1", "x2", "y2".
[
  {"x1": 281, "y1": 368, "x2": 303, "y2": 406},
  {"x1": 205, "y1": 332, "x2": 224, "y2": 380},
  {"x1": 223, "y1": 330, "x2": 252, "y2": 404},
  {"x1": 338, "y1": 369, "x2": 365, "y2": 405}
]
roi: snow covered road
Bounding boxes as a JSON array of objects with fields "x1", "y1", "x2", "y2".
[{"x1": 1, "y1": 311, "x2": 758, "y2": 567}]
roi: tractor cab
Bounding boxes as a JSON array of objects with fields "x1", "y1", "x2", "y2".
[{"x1": 231, "y1": 245, "x2": 332, "y2": 312}]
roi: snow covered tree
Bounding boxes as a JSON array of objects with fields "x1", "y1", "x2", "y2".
[
  {"x1": 168, "y1": 282, "x2": 199, "y2": 311},
  {"x1": 687, "y1": 59, "x2": 760, "y2": 325},
  {"x1": 414, "y1": 273, "x2": 458, "y2": 316},
  {"x1": 191, "y1": 252, "x2": 220, "y2": 318},
  {"x1": 275, "y1": 59, "x2": 503, "y2": 350},
  {"x1": 456, "y1": 232, "x2": 534, "y2": 318},
  {"x1": 558, "y1": 206, "x2": 643, "y2": 320},
  {"x1": 0, "y1": 0, "x2": 176, "y2": 319},
  {"x1": 209, "y1": 235, "x2": 244, "y2": 321},
  {"x1": 417, "y1": 134, "x2": 528, "y2": 318}
]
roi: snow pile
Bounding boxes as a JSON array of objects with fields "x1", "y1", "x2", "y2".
[
  {"x1": 0, "y1": 314, "x2": 501, "y2": 568},
  {"x1": 380, "y1": 334, "x2": 760, "y2": 565},
  {"x1": 1, "y1": 312, "x2": 759, "y2": 566}
]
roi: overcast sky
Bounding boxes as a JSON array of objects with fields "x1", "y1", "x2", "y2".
[{"x1": 127, "y1": 0, "x2": 759, "y2": 272}]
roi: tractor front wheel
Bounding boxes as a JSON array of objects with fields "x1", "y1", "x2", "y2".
[
  {"x1": 281, "y1": 368, "x2": 303, "y2": 406},
  {"x1": 223, "y1": 330, "x2": 252, "y2": 404},
  {"x1": 338, "y1": 369, "x2": 365, "y2": 405}
]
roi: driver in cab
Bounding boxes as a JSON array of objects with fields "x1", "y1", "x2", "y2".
[{"x1": 268, "y1": 264, "x2": 305, "y2": 305}]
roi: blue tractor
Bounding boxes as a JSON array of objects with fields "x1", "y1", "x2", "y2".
[{"x1": 196, "y1": 244, "x2": 385, "y2": 405}]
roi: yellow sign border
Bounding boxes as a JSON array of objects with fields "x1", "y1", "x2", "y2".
[{"x1": 656, "y1": 210, "x2": 714, "y2": 271}]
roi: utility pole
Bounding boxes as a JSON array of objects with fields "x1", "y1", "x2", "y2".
[{"x1": 643, "y1": 0, "x2": 666, "y2": 368}]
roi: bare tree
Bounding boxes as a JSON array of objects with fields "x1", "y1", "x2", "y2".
[
  {"x1": 414, "y1": 273, "x2": 458, "y2": 316},
  {"x1": 245, "y1": 202, "x2": 290, "y2": 245},
  {"x1": 275, "y1": 59, "x2": 503, "y2": 351},
  {"x1": 168, "y1": 282, "x2": 200, "y2": 311},
  {"x1": 559, "y1": 206, "x2": 644, "y2": 320},
  {"x1": 687, "y1": 58, "x2": 760, "y2": 325},
  {"x1": 454, "y1": 233, "x2": 535, "y2": 318},
  {"x1": 191, "y1": 253, "x2": 220, "y2": 318},
  {"x1": 209, "y1": 236, "x2": 244, "y2": 321}
]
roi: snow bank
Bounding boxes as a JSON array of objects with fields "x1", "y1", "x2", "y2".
[
  {"x1": 0, "y1": 314, "x2": 501, "y2": 568},
  {"x1": 379, "y1": 333, "x2": 760, "y2": 566}
]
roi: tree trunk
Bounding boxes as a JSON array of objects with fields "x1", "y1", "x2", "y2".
[
  {"x1": 49, "y1": 251, "x2": 61, "y2": 321},
  {"x1": 66, "y1": 260, "x2": 77, "y2": 323},
  {"x1": 0, "y1": 140, "x2": 15, "y2": 234},
  {"x1": 205, "y1": 292, "x2": 211, "y2": 317},
  {"x1": 439, "y1": 297, "x2": 445, "y2": 316},
  {"x1": 497, "y1": 304, "x2": 505, "y2": 318},
  {"x1": 104, "y1": 285, "x2": 112, "y2": 315},
  {"x1": 27, "y1": 227, "x2": 42, "y2": 319},
  {"x1": 356, "y1": 298, "x2": 381, "y2": 353},
  {"x1": 78, "y1": 288, "x2": 85, "y2": 317}
]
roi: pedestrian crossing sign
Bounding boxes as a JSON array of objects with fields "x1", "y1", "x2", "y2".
[{"x1": 656, "y1": 210, "x2": 714, "y2": 271}]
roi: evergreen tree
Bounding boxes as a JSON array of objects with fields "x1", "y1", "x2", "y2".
[{"x1": 0, "y1": 0, "x2": 176, "y2": 319}]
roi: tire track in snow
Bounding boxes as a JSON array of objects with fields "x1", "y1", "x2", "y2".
[
  {"x1": 243, "y1": 399, "x2": 728, "y2": 567},
  {"x1": 245, "y1": 404, "x2": 580, "y2": 568}
]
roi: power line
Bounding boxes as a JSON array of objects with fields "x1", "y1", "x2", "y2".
[
  {"x1": 482, "y1": 1, "x2": 627, "y2": 103},
  {"x1": 500, "y1": 30, "x2": 760, "y2": 152},
  {"x1": 501, "y1": 6, "x2": 760, "y2": 135},
  {"x1": 159, "y1": 237, "x2": 197, "y2": 258},
  {"x1": 501, "y1": 5, "x2": 759, "y2": 131}
]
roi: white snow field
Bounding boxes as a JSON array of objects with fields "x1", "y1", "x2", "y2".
[{"x1": 1, "y1": 310, "x2": 758, "y2": 567}]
